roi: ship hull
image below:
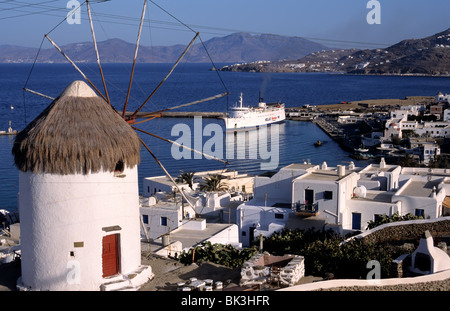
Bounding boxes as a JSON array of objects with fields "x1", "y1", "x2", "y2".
[{"x1": 224, "y1": 107, "x2": 286, "y2": 131}]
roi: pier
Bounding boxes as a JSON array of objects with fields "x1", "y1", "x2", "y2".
[
  {"x1": 0, "y1": 121, "x2": 18, "y2": 136},
  {"x1": 312, "y1": 118, "x2": 341, "y2": 139},
  {"x1": 133, "y1": 111, "x2": 227, "y2": 119}
]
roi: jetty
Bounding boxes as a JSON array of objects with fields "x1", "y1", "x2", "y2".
[
  {"x1": 312, "y1": 118, "x2": 340, "y2": 139},
  {"x1": 131, "y1": 111, "x2": 227, "y2": 119},
  {"x1": 0, "y1": 121, "x2": 18, "y2": 136}
]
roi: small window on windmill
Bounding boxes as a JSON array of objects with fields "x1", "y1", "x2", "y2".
[{"x1": 114, "y1": 160, "x2": 126, "y2": 178}]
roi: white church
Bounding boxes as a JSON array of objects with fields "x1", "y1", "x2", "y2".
[{"x1": 12, "y1": 81, "x2": 152, "y2": 291}]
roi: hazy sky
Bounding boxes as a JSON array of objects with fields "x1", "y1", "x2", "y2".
[{"x1": 1, "y1": 0, "x2": 450, "y2": 49}]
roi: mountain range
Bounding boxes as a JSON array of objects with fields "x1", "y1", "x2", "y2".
[
  {"x1": 220, "y1": 28, "x2": 450, "y2": 76},
  {"x1": 0, "y1": 32, "x2": 329, "y2": 64}
]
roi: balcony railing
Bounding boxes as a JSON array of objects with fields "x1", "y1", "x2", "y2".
[{"x1": 292, "y1": 202, "x2": 319, "y2": 217}]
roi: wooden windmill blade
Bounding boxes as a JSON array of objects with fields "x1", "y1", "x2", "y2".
[
  {"x1": 23, "y1": 0, "x2": 231, "y2": 213},
  {"x1": 133, "y1": 126, "x2": 230, "y2": 164},
  {"x1": 86, "y1": 0, "x2": 110, "y2": 105},
  {"x1": 127, "y1": 32, "x2": 200, "y2": 122},
  {"x1": 23, "y1": 0, "x2": 108, "y2": 103},
  {"x1": 122, "y1": 0, "x2": 148, "y2": 118}
]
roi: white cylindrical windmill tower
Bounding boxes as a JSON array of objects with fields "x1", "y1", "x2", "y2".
[{"x1": 13, "y1": 80, "x2": 151, "y2": 291}]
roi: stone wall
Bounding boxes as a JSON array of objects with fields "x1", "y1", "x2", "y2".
[
  {"x1": 240, "y1": 252, "x2": 305, "y2": 287},
  {"x1": 353, "y1": 217, "x2": 450, "y2": 245}
]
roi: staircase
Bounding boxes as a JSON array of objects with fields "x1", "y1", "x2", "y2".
[{"x1": 100, "y1": 265, "x2": 153, "y2": 291}]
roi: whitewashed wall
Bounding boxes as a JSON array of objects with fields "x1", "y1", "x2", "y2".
[{"x1": 18, "y1": 166, "x2": 141, "y2": 291}]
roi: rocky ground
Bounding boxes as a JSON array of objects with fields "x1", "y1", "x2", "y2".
[
  {"x1": 139, "y1": 251, "x2": 324, "y2": 291},
  {"x1": 139, "y1": 251, "x2": 242, "y2": 291}
]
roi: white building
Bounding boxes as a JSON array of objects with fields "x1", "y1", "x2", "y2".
[
  {"x1": 443, "y1": 108, "x2": 450, "y2": 122},
  {"x1": 357, "y1": 159, "x2": 402, "y2": 191},
  {"x1": 140, "y1": 168, "x2": 250, "y2": 249},
  {"x1": 143, "y1": 169, "x2": 254, "y2": 197},
  {"x1": 291, "y1": 164, "x2": 360, "y2": 232},
  {"x1": 380, "y1": 103, "x2": 450, "y2": 142},
  {"x1": 13, "y1": 81, "x2": 152, "y2": 291},
  {"x1": 337, "y1": 115, "x2": 365, "y2": 124},
  {"x1": 150, "y1": 219, "x2": 240, "y2": 258},
  {"x1": 414, "y1": 121, "x2": 450, "y2": 138},
  {"x1": 408, "y1": 139, "x2": 441, "y2": 164},
  {"x1": 382, "y1": 118, "x2": 403, "y2": 140},
  {"x1": 390, "y1": 108, "x2": 419, "y2": 120},
  {"x1": 435, "y1": 91, "x2": 450, "y2": 103},
  {"x1": 236, "y1": 163, "x2": 317, "y2": 246},
  {"x1": 140, "y1": 198, "x2": 189, "y2": 241},
  {"x1": 236, "y1": 159, "x2": 450, "y2": 245}
]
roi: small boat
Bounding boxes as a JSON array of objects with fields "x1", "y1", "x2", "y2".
[
  {"x1": 314, "y1": 140, "x2": 322, "y2": 147},
  {"x1": 354, "y1": 147, "x2": 369, "y2": 153},
  {"x1": 354, "y1": 144, "x2": 369, "y2": 153}
]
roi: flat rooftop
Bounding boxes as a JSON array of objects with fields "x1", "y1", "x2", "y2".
[
  {"x1": 397, "y1": 180, "x2": 441, "y2": 197},
  {"x1": 353, "y1": 190, "x2": 395, "y2": 203},
  {"x1": 296, "y1": 169, "x2": 352, "y2": 182},
  {"x1": 168, "y1": 222, "x2": 235, "y2": 249},
  {"x1": 401, "y1": 167, "x2": 450, "y2": 177},
  {"x1": 361, "y1": 164, "x2": 399, "y2": 173},
  {"x1": 282, "y1": 163, "x2": 318, "y2": 171}
]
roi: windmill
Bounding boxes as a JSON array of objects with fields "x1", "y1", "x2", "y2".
[{"x1": 22, "y1": 0, "x2": 230, "y2": 214}]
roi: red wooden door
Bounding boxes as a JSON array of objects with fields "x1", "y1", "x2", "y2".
[{"x1": 102, "y1": 234, "x2": 119, "y2": 277}]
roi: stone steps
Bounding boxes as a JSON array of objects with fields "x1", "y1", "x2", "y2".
[{"x1": 100, "y1": 265, "x2": 153, "y2": 291}]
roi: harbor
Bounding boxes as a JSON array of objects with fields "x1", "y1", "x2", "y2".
[
  {"x1": 0, "y1": 121, "x2": 18, "y2": 136},
  {"x1": 132, "y1": 111, "x2": 226, "y2": 119}
]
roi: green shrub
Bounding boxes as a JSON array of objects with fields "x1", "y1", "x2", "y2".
[
  {"x1": 259, "y1": 228, "x2": 404, "y2": 279},
  {"x1": 174, "y1": 241, "x2": 258, "y2": 269},
  {"x1": 366, "y1": 212, "x2": 423, "y2": 230}
]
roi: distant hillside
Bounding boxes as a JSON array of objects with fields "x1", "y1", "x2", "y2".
[
  {"x1": 220, "y1": 28, "x2": 450, "y2": 76},
  {"x1": 219, "y1": 49, "x2": 359, "y2": 73},
  {"x1": 0, "y1": 32, "x2": 329, "y2": 64},
  {"x1": 347, "y1": 28, "x2": 450, "y2": 75}
]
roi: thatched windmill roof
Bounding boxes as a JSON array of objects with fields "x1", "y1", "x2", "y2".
[{"x1": 12, "y1": 80, "x2": 141, "y2": 175}]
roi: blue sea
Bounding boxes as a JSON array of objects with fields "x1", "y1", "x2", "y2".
[{"x1": 2, "y1": 63, "x2": 450, "y2": 213}]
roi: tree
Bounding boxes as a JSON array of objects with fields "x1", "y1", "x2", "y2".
[
  {"x1": 176, "y1": 170, "x2": 196, "y2": 190},
  {"x1": 397, "y1": 154, "x2": 419, "y2": 167},
  {"x1": 199, "y1": 174, "x2": 229, "y2": 192},
  {"x1": 428, "y1": 155, "x2": 449, "y2": 169}
]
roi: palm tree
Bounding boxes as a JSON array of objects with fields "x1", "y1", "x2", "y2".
[
  {"x1": 176, "y1": 170, "x2": 196, "y2": 190},
  {"x1": 199, "y1": 174, "x2": 229, "y2": 192},
  {"x1": 397, "y1": 154, "x2": 419, "y2": 167}
]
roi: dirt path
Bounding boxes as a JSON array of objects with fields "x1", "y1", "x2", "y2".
[{"x1": 139, "y1": 252, "x2": 242, "y2": 291}]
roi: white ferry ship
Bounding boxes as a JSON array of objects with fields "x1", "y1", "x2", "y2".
[{"x1": 224, "y1": 93, "x2": 285, "y2": 130}]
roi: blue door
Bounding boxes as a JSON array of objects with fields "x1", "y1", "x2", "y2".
[{"x1": 352, "y1": 213, "x2": 361, "y2": 230}]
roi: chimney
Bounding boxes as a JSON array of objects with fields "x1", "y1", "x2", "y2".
[
  {"x1": 348, "y1": 161, "x2": 355, "y2": 170},
  {"x1": 337, "y1": 165, "x2": 346, "y2": 177},
  {"x1": 380, "y1": 157, "x2": 386, "y2": 169}
]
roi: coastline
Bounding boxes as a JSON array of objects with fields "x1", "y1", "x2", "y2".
[{"x1": 288, "y1": 95, "x2": 435, "y2": 112}]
